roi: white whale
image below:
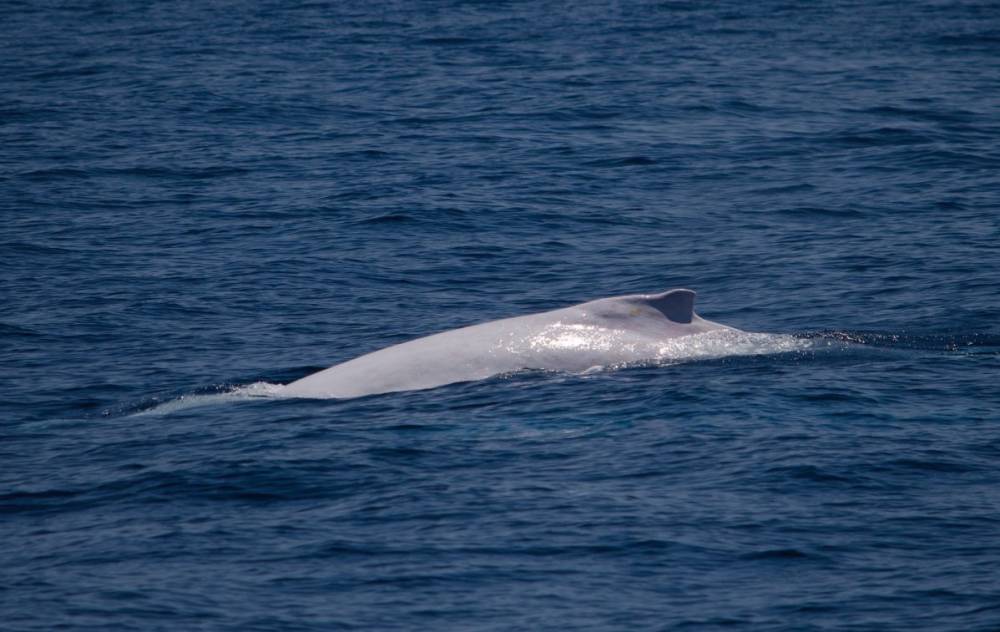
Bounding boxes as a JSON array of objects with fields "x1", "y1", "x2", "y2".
[{"x1": 282, "y1": 289, "x2": 742, "y2": 399}]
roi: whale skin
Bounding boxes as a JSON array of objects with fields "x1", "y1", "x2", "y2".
[{"x1": 282, "y1": 289, "x2": 737, "y2": 399}]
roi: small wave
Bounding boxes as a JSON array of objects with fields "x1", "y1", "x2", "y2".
[
  {"x1": 0, "y1": 241, "x2": 74, "y2": 255},
  {"x1": 355, "y1": 213, "x2": 418, "y2": 225},
  {"x1": 583, "y1": 156, "x2": 658, "y2": 168},
  {"x1": 0, "y1": 322, "x2": 46, "y2": 338},
  {"x1": 825, "y1": 126, "x2": 936, "y2": 147},
  {"x1": 416, "y1": 36, "x2": 477, "y2": 46},
  {"x1": 854, "y1": 105, "x2": 974, "y2": 124},
  {"x1": 739, "y1": 548, "x2": 812, "y2": 561},
  {"x1": 930, "y1": 32, "x2": 1000, "y2": 48}
]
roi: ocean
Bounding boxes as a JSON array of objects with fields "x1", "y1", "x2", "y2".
[{"x1": 3, "y1": 0, "x2": 999, "y2": 629}]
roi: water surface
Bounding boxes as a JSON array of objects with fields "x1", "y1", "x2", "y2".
[{"x1": 3, "y1": 1, "x2": 1000, "y2": 630}]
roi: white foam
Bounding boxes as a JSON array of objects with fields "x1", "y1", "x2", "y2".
[
  {"x1": 131, "y1": 381, "x2": 288, "y2": 416},
  {"x1": 650, "y1": 330, "x2": 812, "y2": 363}
]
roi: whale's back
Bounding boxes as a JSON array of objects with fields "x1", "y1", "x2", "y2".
[{"x1": 283, "y1": 289, "x2": 736, "y2": 399}]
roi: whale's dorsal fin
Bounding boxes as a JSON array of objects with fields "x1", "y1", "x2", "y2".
[{"x1": 644, "y1": 289, "x2": 695, "y2": 323}]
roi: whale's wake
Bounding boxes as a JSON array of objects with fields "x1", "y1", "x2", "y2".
[
  {"x1": 642, "y1": 329, "x2": 811, "y2": 364},
  {"x1": 130, "y1": 381, "x2": 290, "y2": 417}
]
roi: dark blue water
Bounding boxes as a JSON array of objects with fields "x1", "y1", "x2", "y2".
[{"x1": 3, "y1": 1, "x2": 1000, "y2": 629}]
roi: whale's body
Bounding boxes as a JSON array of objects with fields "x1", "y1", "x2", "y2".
[{"x1": 283, "y1": 289, "x2": 739, "y2": 399}]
